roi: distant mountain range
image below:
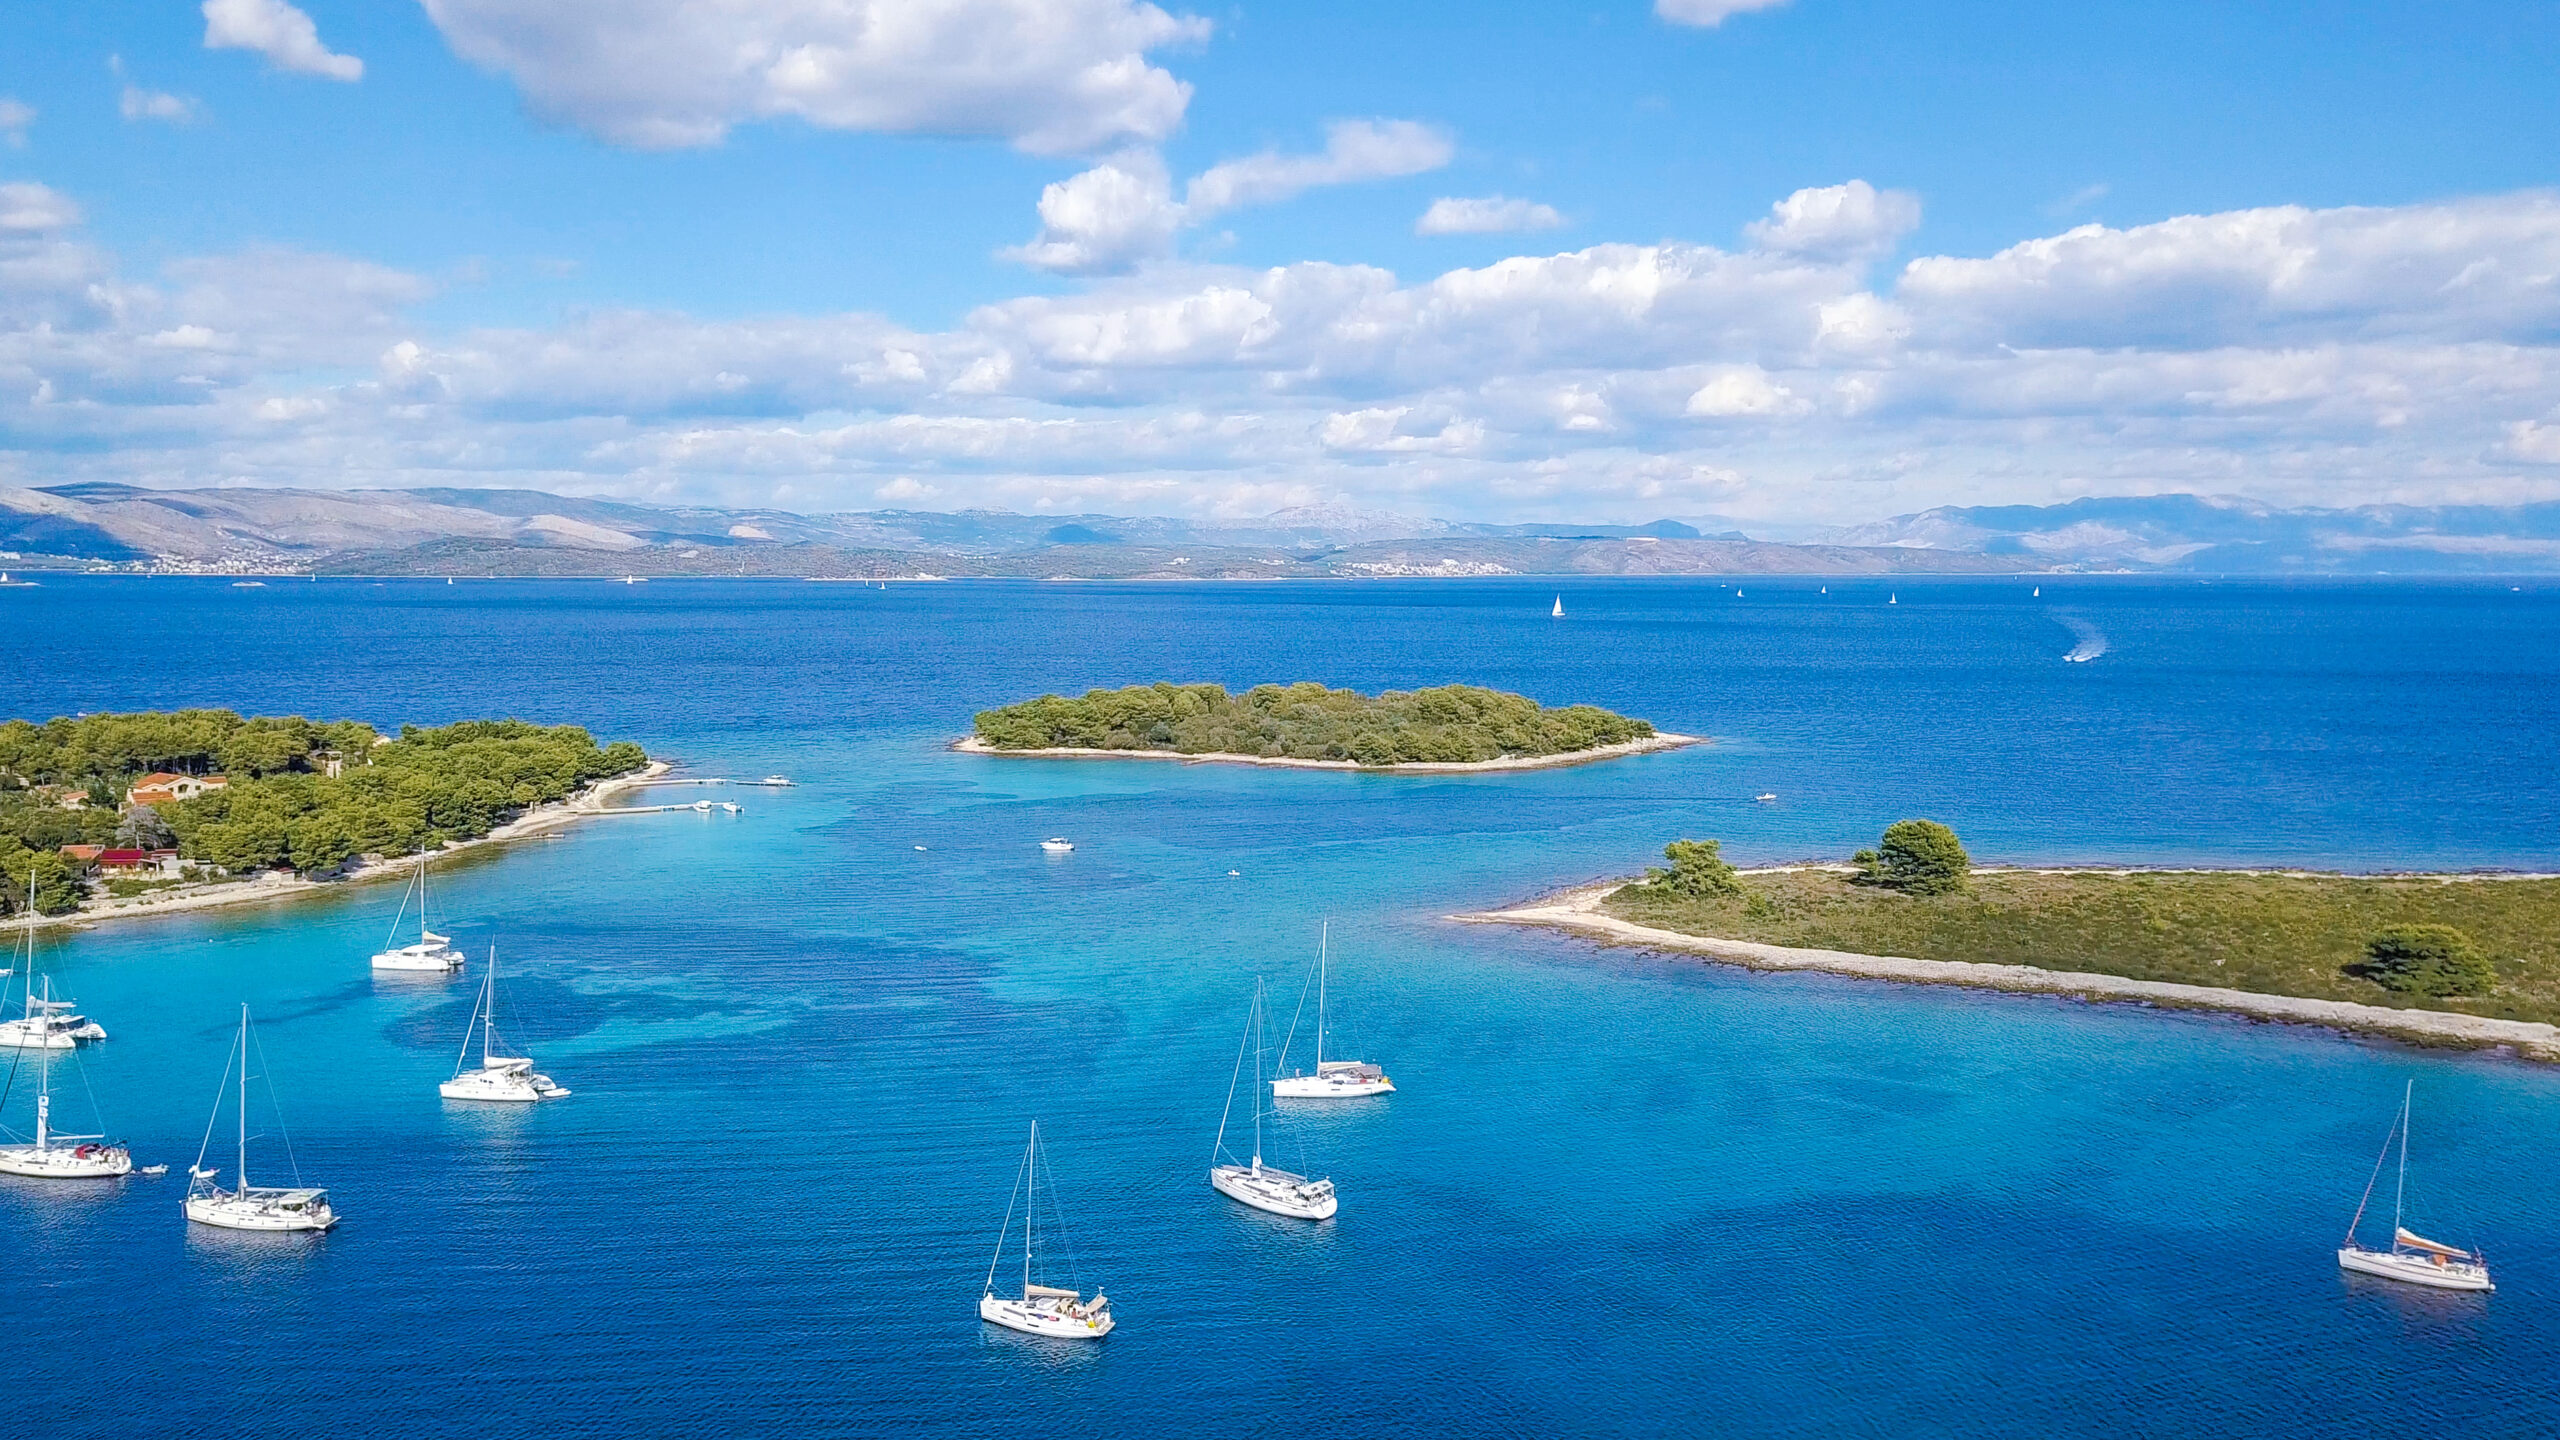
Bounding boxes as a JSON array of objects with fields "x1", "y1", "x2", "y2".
[{"x1": 3, "y1": 483, "x2": 2556, "y2": 576}]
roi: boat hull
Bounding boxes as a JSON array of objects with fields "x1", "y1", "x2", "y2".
[
  {"x1": 1272, "y1": 1074, "x2": 1393, "y2": 1098},
  {"x1": 979, "y1": 1294, "x2": 1113, "y2": 1339},
  {"x1": 1210, "y1": 1164, "x2": 1337, "y2": 1220},
  {"x1": 0, "y1": 1144, "x2": 132, "y2": 1179},
  {"x1": 186, "y1": 1195, "x2": 338, "y2": 1232},
  {"x1": 440, "y1": 1072, "x2": 569, "y2": 1102},
  {"x1": 371, "y1": 949, "x2": 463, "y2": 973},
  {"x1": 2339, "y1": 1245, "x2": 2493, "y2": 1292}
]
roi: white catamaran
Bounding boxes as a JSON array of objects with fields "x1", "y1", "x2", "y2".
[
  {"x1": 439, "y1": 947, "x2": 569, "y2": 1102},
  {"x1": 978, "y1": 1120, "x2": 1114, "y2": 1339},
  {"x1": 1272, "y1": 922, "x2": 1393, "y2": 1099},
  {"x1": 0, "y1": 876, "x2": 106, "y2": 1049},
  {"x1": 370, "y1": 847, "x2": 465, "y2": 972},
  {"x1": 1209, "y1": 980, "x2": 1338, "y2": 1220},
  {"x1": 186, "y1": 1005, "x2": 338, "y2": 1231},
  {"x1": 2337, "y1": 1080, "x2": 2492, "y2": 1292}
]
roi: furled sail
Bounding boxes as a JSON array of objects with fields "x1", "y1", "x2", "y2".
[{"x1": 2395, "y1": 1227, "x2": 2472, "y2": 1260}]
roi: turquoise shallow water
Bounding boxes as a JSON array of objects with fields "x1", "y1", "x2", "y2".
[{"x1": 5, "y1": 575, "x2": 2559, "y2": 1436}]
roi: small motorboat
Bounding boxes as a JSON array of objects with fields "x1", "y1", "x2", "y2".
[
  {"x1": 759, "y1": 775, "x2": 793, "y2": 786},
  {"x1": 1755, "y1": 793, "x2": 1778, "y2": 803},
  {"x1": 1041, "y1": 838, "x2": 1074, "y2": 853},
  {"x1": 691, "y1": 799, "x2": 713, "y2": 811}
]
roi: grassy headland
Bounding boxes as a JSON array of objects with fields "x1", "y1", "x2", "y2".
[
  {"x1": 1, "y1": 709, "x2": 648, "y2": 914},
  {"x1": 1604, "y1": 865, "x2": 2560, "y2": 1026},
  {"x1": 972, "y1": 682, "x2": 1660, "y2": 766}
]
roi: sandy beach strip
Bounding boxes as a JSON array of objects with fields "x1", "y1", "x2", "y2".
[
  {"x1": 1452, "y1": 881, "x2": 2560, "y2": 1063},
  {"x1": 4, "y1": 759, "x2": 673, "y2": 934},
  {"x1": 951, "y1": 732, "x2": 1704, "y2": 773}
]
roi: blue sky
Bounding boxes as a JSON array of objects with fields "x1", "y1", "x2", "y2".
[{"x1": 2, "y1": 0, "x2": 2558, "y2": 523}]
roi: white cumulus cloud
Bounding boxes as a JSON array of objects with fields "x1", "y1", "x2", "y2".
[
  {"x1": 1746, "y1": 180, "x2": 1923, "y2": 261},
  {"x1": 1000, "y1": 154, "x2": 1182, "y2": 276},
  {"x1": 202, "y1": 0, "x2": 364, "y2": 81},
  {"x1": 0, "y1": 99, "x2": 32, "y2": 148},
  {"x1": 417, "y1": 0, "x2": 1207, "y2": 153},
  {"x1": 121, "y1": 86, "x2": 204, "y2": 124},
  {"x1": 1008, "y1": 120, "x2": 1455, "y2": 274},
  {"x1": 1184, "y1": 119, "x2": 1452, "y2": 216},
  {"x1": 1416, "y1": 195, "x2": 1566, "y2": 236},
  {"x1": 0, "y1": 182, "x2": 81, "y2": 233},
  {"x1": 1656, "y1": 0, "x2": 1792, "y2": 28}
]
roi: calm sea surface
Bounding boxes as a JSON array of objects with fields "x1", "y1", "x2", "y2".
[{"x1": 5, "y1": 575, "x2": 2559, "y2": 1437}]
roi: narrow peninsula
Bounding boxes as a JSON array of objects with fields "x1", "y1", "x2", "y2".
[
  {"x1": 963, "y1": 682, "x2": 1695, "y2": 772},
  {"x1": 1458, "y1": 823, "x2": 2560, "y2": 1063},
  {"x1": 1, "y1": 709, "x2": 655, "y2": 928}
]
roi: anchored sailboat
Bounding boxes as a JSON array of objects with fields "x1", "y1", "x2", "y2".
[
  {"x1": 978, "y1": 1121, "x2": 1114, "y2": 1339},
  {"x1": 439, "y1": 946, "x2": 568, "y2": 1102},
  {"x1": 370, "y1": 847, "x2": 465, "y2": 972},
  {"x1": 0, "y1": 894, "x2": 131, "y2": 1177},
  {"x1": 2337, "y1": 1081, "x2": 2491, "y2": 1292},
  {"x1": 185, "y1": 1006, "x2": 338, "y2": 1231},
  {"x1": 1, "y1": 876, "x2": 106, "y2": 1049},
  {"x1": 1273, "y1": 923, "x2": 1393, "y2": 1099},
  {"x1": 1209, "y1": 980, "x2": 1337, "y2": 1220}
]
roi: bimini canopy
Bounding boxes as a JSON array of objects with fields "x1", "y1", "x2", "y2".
[{"x1": 1025, "y1": 1284, "x2": 1081, "y2": 1300}]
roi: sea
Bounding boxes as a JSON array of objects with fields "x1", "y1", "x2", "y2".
[{"x1": 4, "y1": 574, "x2": 2558, "y2": 1437}]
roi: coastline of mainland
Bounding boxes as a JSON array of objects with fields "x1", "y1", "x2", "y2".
[
  {"x1": 2, "y1": 759, "x2": 671, "y2": 935},
  {"x1": 1456, "y1": 873, "x2": 2560, "y2": 1065}
]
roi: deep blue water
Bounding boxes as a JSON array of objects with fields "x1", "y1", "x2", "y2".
[{"x1": 5, "y1": 575, "x2": 2559, "y2": 1437}]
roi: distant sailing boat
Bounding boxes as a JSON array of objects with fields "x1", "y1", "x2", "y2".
[
  {"x1": 1273, "y1": 922, "x2": 1393, "y2": 1099},
  {"x1": 0, "y1": 894, "x2": 131, "y2": 1178},
  {"x1": 371, "y1": 847, "x2": 465, "y2": 972},
  {"x1": 1209, "y1": 981, "x2": 1337, "y2": 1219},
  {"x1": 2338, "y1": 1081, "x2": 2491, "y2": 1291},
  {"x1": 185, "y1": 1005, "x2": 338, "y2": 1231},
  {"x1": 438, "y1": 946, "x2": 569, "y2": 1102},
  {"x1": 2033, "y1": 586, "x2": 2041, "y2": 597},
  {"x1": 1888, "y1": 592, "x2": 1898, "y2": 604},
  {"x1": 1551, "y1": 596, "x2": 1564, "y2": 618},
  {"x1": 979, "y1": 1121, "x2": 1114, "y2": 1339}
]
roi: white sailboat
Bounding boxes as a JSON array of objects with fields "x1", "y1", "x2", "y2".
[
  {"x1": 439, "y1": 947, "x2": 568, "y2": 1102},
  {"x1": 2337, "y1": 1080, "x2": 2491, "y2": 1292},
  {"x1": 1209, "y1": 981, "x2": 1338, "y2": 1220},
  {"x1": 1272, "y1": 923, "x2": 1393, "y2": 1099},
  {"x1": 0, "y1": 1051, "x2": 132, "y2": 1178},
  {"x1": 978, "y1": 1121, "x2": 1114, "y2": 1339},
  {"x1": 1888, "y1": 592, "x2": 1898, "y2": 604},
  {"x1": 0, "y1": 876, "x2": 107, "y2": 1049},
  {"x1": 1551, "y1": 595, "x2": 1564, "y2": 618},
  {"x1": 185, "y1": 1006, "x2": 338, "y2": 1232},
  {"x1": 370, "y1": 847, "x2": 465, "y2": 972}
]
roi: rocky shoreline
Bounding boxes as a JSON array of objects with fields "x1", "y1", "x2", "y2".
[
  {"x1": 1453, "y1": 881, "x2": 2560, "y2": 1064},
  {"x1": 952, "y1": 732, "x2": 1703, "y2": 773},
  {"x1": 3, "y1": 759, "x2": 672, "y2": 934}
]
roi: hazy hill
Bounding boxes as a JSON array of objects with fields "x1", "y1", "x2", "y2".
[{"x1": 5, "y1": 483, "x2": 2556, "y2": 575}]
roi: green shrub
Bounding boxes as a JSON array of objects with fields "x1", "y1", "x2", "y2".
[
  {"x1": 972, "y1": 682, "x2": 1654, "y2": 764},
  {"x1": 2364, "y1": 924, "x2": 2497, "y2": 997},
  {"x1": 1646, "y1": 838, "x2": 1742, "y2": 898},
  {"x1": 1856, "y1": 819, "x2": 1971, "y2": 896}
]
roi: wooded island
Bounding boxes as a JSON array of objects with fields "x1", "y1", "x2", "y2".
[{"x1": 970, "y1": 682, "x2": 1670, "y2": 768}]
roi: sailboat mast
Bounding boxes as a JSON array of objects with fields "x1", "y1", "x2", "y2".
[
  {"x1": 2392, "y1": 1079, "x2": 2412, "y2": 1240},
  {"x1": 1024, "y1": 1122, "x2": 1036, "y2": 1298},
  {"x1": 33, "y1": 1051, "x2": 47, "y2": 1153},
  {"x1": 1316, "y1": 923, "x2": 1327, "y2": 1072},
  {"x1": 1252, "y1": 983, "x2": 1264, "y2": 1168},
  {"x1": 236, "y1": 1004, "x2": 249, "y2": 1194},
  {"x1": 418, "y1": 848, "x2": 431, "y2": 945}
]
